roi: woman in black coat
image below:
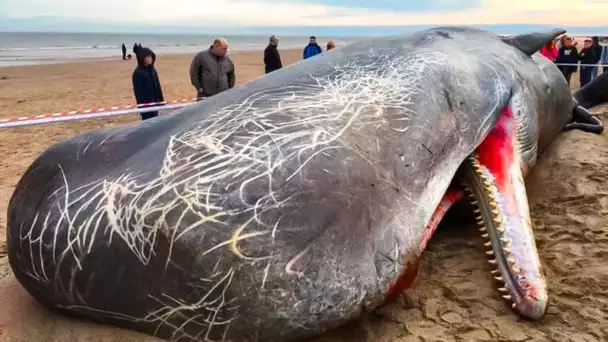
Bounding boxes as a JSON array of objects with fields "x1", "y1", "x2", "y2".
[{"x1": 132, "y1": 47, "x2": 164, "y2": 120}]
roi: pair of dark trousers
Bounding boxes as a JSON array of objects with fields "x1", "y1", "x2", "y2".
[
  {"x1": 560, "y1": 67, "x2": 574, "y2": 84},
  {"x1": 140, "y1": 111, "x2": 158, "y2": 121},
  {"x1": 580, "y1": 66, "x2": 594, "y2": 88}
]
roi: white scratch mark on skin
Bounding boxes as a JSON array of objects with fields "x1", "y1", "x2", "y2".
[
  {"x1": 261, "y1": 261, "x2": 271, "y2": 289},
  {"x1": 82, "y1": 140, "x2": 94, "y2": 155}
]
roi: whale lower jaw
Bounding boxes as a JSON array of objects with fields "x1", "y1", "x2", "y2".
[
  {"x1": 386, "y1": 104, "x2": 548, "y2": 320},
  {"x1": 461, "y1": 104, "x2": 547, "y2": 320}
]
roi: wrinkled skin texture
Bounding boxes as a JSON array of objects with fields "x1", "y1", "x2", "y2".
[{"x1": 7, "y1": 27, "x2": 574, "y2": 341}]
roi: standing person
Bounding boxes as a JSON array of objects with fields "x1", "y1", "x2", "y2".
[
  {"x1": 132, "y1": 47, "x2": 164, "y2": 121},
  {"x1": 326, "y1": 41, "x2": 336, "y2": 51},
  {"x1": 590, "y1": 36, "x2": 603, "y2": 80},
  {"x1": 601, "y1": 38, "x2": 608, "y2": 74},
  {"x1": 540, "y1": 40, "x2": 557, "y2": 61},
  {"x1": 133, "y1": 42, "x2": 140, "y2": 55},
  {"x1": 555, "y1": 36, "x2": 579, "y2": 85},
  {"x1": 303, "y1": 36, "x2": 322, "y2": 59},
  {"x1": 579, "y1": 38, "x2": 597, "y2": 88},
  {"x1": 189, "y1": 38, "x2": 236, "y2": 99},
  {"x1": 121, "y1": 43, "x2": 127, "y2": 60},
  {"x1": 264, "y1": 35, "x2": 282, "y2": 74}
]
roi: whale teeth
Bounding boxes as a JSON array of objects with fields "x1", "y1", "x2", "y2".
[
  {"x1": 484, "y1": 241, "x2": 491, "y2": 247},
  {"x1": 479, "y1": 227, "x2": 487, "y2": 232},
  {"x1": 473, "y1": 209, "x2": 481, "y2": 214},
  {"x1": 512, "y1": 303, "x2": 517, "y2": 309},
  {"x1": 500, "y1": 237, "x2": 509, "y2": 244},
  {"x1": 503, "y1": 247, "x2": 513, "y2": 254},
  {"x1": 488, "y1": 259, "x2": 496, "y2": 265},
  {"x1": 512, "y1": 267, "x2": 521, "y2": 274},
  {"x1": 508, "y1": 256, "x2": 517, "y2": 264},
  {"x1": 486, "y1": 251, "x2": 494, "y2": 256},
  {"x1": 503, "y1": 295, "x2": 512, "y2": 300},
  {"x1": 481, "y1": 233, "x2": 489, "y2": 238},
  {"x1": 494, "y1": 276, "x2": 503, "y2": 282},
  {"x1": 498, "y1": 287, "x2": 508, "y2": 292},
  {"x1": 471, "y1": 200, "x2": 479, "y2": 206},
  {"x1": 495, "y1": 224, "x2": 505, "y2": 232},
  {"x1": 491, "y1": 269, "x2": 499, "y2": 275}
]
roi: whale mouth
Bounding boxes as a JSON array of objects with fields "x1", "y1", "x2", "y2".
[{"x1": 460, "y1": 105, "x2": 548, "y2": 320}]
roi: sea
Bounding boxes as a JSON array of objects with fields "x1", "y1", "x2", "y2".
[{"x1": 0, "y1": 32, "x2": 363, "y2": 68}]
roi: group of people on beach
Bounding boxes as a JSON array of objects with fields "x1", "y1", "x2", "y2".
[
  {"x1": 539, "y1": 35, "x2": 608, "y2": 87},
  {"x1": 263, "y1": 35, "x2": 335, "y2": 73},
  {"x1": 126, "y1": 35, "x2": 337, "y2": 121},
  {"x1": 127, "y1": 33, "x2": 606, "y2": 122}
]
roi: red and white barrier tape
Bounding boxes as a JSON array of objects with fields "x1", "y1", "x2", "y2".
[{"x1": 0, "y1": 97, "x2": 202, "y2": 129}]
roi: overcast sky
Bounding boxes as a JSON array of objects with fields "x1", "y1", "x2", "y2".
[{"x1": 1, "y1": 0, "x2": 607, "y2": 28}]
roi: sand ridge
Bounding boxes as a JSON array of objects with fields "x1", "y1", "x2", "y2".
[{"x1": 0, "y1": 48, "x2": 607, "y2": 342}]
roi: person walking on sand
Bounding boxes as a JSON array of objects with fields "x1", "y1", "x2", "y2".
[
  {"x1": 132, "y1": 47, "x2": 164, "y2": 121},
  {"x1": 122, "y1": 43, "x2": 127, "y2": 60},
  {"x1": 189, "y1": 38, "x2": 236, "y2": 99},
  {"x1": 555, "y1": 36, "x2": 579, "y2": 85},
  {"x1": 303, "y1": 36, "x2": 322, "y2": 59},
  {"x1": 264, "y1": 35, "x2": 282, "y2": 74}
]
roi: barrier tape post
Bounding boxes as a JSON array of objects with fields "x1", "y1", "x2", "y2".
[{"x1": 1, "y1": 61, "x2": 606, "y2": 129}]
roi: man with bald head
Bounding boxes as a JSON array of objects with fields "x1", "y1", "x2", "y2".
[{"x1": 189, "y1": 38, "x2": 236, "y2": 99}]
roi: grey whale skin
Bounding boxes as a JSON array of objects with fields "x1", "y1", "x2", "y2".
[{"x1": 6, "y1": 26, "x2": 590, "y2": 341}]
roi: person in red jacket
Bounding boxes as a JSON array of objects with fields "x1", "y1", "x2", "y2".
[{"x1": 540, "y1": 40, "x2": 558, "y2": 61}]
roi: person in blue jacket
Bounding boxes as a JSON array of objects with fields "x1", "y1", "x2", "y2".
[{"x1": 303, "y1": 36, "x2": 322, "y2": 59}]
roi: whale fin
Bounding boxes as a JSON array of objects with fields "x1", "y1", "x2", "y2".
[{"x1": 501, "y1": 29, "x2": 567, "y2": 56}]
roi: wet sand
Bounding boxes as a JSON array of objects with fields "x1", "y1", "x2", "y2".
[{"x1": 0, "y1": 49, "x2": 607, "y2": 342}]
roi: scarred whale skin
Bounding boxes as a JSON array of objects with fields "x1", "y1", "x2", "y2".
[{"x1": 7, "y1": 26, "x2": 573, "y2": 341}]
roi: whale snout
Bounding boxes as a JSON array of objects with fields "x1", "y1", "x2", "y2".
[{"x1": 515, "y1": 287, "x2": 548, "y2": 320}]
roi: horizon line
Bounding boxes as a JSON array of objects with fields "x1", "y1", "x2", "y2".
[{"x1": 2, "y1": 23, "x2": 608, "y2": 38}]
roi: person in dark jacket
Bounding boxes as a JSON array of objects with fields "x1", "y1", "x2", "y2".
[
  {"x1": 555, "y1": 36, "x2": 579, "y2": 85},
  {"x1": 132, "y1": 47, "x2": 164, "y2": 121},
  {"x1": 303, "y1": 36, "x2": 322, "y2": 59},
  {"x1": 264, "y1": 35, "x2": 282, "y2": 74},
  {"x1": 133, "y1": 42, "x2": 142, "y2": 55},
  {"x1": 189, "y1": 38, "x2": 236, "y2": 99},
  {"x1": 121, "y1": 43, "x2": 127, "y2": 60},
  {"x1": 579, "y1": 38, "x2": 597, "y2": 88},
  {"x1": 590, "y1": 36, "x2": 603, "y2": 80}
]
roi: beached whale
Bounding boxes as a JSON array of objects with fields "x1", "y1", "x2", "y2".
[{"x1": 5, "y1": 26, "x2": 602, "y2": 341}]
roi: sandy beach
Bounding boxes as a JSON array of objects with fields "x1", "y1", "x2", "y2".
[{"x1": 0, "y1": 47, "x2": 607, "y2": 342}]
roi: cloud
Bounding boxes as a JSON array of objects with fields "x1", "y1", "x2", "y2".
[
  {"x1": 294, "y1": 0, "x2": 483, "y2": 12},
  {"x1": 1, "y1": 0, "x2": 608, "y2": 28}
]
